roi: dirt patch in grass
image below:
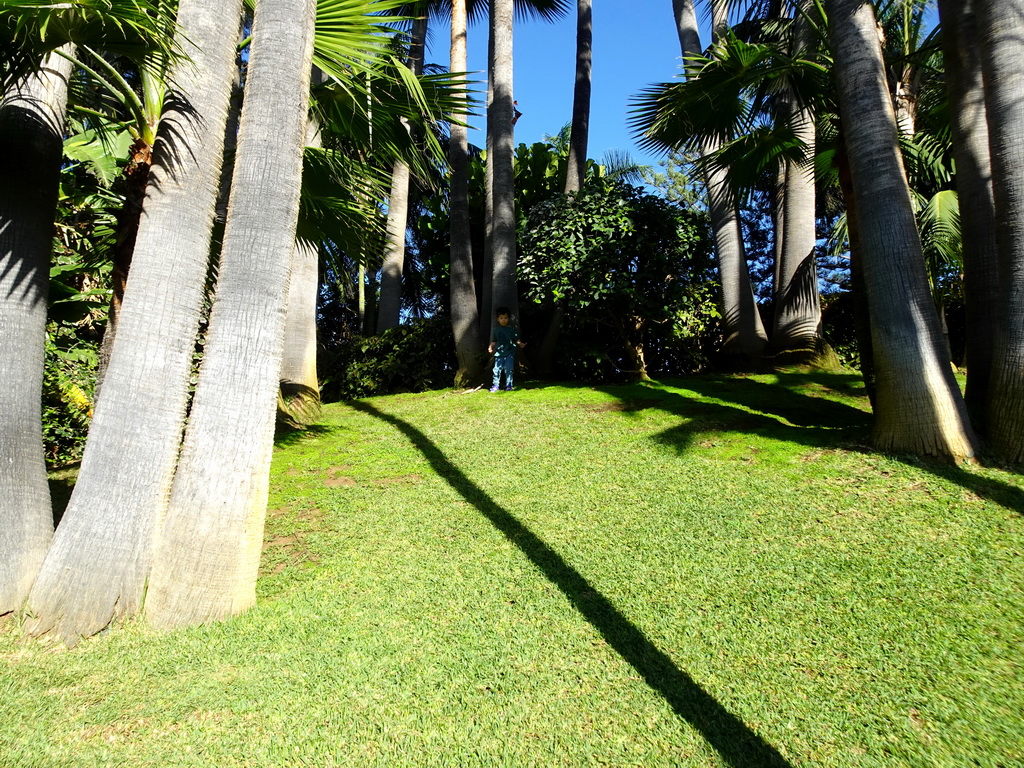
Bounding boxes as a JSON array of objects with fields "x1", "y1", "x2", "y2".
[
  {"x1": 372, "y1": 474, "x2": 423, "y2": 487},
  {"x1": 261, "y1": 507, "x2": 324, "y2": 576},
  {"x1": 324, "y1": 466, "x2": 357, "y2": 487}
]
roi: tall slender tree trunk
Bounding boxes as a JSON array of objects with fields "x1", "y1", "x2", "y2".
[
  {"x1": 938, "y1": 0, "x2": 998, "y2": 427},
  {"x1": 488, "y1": 0, "x2": 518, "y2": 317},
  {"x1": 770, "y1": 2, "x2": 830, "y2": 363},
  {"x1": 278, "y1": 69, "x2": 325, "y2": 429},
  {"x1": 836, "y1": 136, "x2": 876, "y2": 407},
  {"x1": 27, "y1": 0, "x2": 244, "y2": 644},
  {"x1": 825, "y1": 0, "x2": 977, "y2": 461},
  {"x1": 378, "y1": 11, "x2": 428, "y2": 333},
  {"x1": 146, "y1": 0, "x2": 316, "y2": 629},
  {"x1": 564, "y1": 0, "x2": 592, "y2": 193},
  {"x1": 975, "y1": 0, "x2": 1024, "y2": 463},
  {"x1": 481, "y1": 29, "x2": 496, "y2": 340},
  {"x1": 0, "y1": 48, "x2": 73, "y2": 614},
  {"x1": 539, "y1": 0, "x2": 592, "y2": 375},
  {"x1": 673, "y1": 0, "x2": 766, "y2": 364},
  {"x1": 450, "y1": 0, "x2": 482, "y2": 386}
]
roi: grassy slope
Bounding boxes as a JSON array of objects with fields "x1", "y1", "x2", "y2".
[{"x1": 3, "y1": 372, "x2": 1022, "y2": 767}]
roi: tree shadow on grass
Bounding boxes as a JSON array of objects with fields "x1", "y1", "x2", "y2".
[
  {"x1": 594, "y1": 373, "x2": 872, "y2": 455},
  {"x1": 350, "y1": 399, "x2": 793, "y2": 768},
  {"x1": 602, "y1": 374, "x2": 1024, "y2": 517},
  {"x1": 273, "y1": 423, "x2": 338, "y2": 448}
]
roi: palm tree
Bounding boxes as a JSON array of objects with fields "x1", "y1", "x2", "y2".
[
  {"x1": 488, "y1": 0, "x2": 518, "y2": 320},
  {"x1": 377, "y1": 7, "x2": 429, "y2": 333},
  {"x1": 27, "y1": 0, "x2": 247, "y2": 643},
  {"x1": 974, "y1": 0, "x2": 1024, "y2": 463},
  {"x1": 145, "y1": 0, "x2": 317, "y2": 629},
  {"x1": 279, "y1": 93, "x2": 326, "y2": 429},
  {"x1": 564, "y1": 0, "x2": 592, "y2": 193},
  {"x1": 937, "y1": 0, "x2": 998, "y2": 425},
  {"x1": 449, "y1": 0, "x2": 482, "y2": 385},
  {"x1": 673, "y1": 0, "x2": 767, "y2": 364},
  {"x1": 482, "y1": 0, "x2": 570, "y2": 329},
  {"x1": 0, "y1": 48, "x2": 74, "y2": 615},
  {"x1": 768, "y1": 1, "x2": 831, "y2": 362},
  {"x1": 824, "y1": 0, "x2": 976, "y2": 460}
]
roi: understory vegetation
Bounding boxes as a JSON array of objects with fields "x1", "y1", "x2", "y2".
[{"x1": 4, "y1": 373, "x2": 1022, "y2": 766}]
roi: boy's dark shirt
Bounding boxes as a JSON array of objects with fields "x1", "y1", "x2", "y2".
[{"x1": 491, "y1": 325, "x2": 519, "y2": 357}]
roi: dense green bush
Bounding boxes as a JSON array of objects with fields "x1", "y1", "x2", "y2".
[
  {"x1": 520, "y1": 179, "x2": 719, "y2": 381},
  {"x1": 319, "y1": 315, "x2": 456, "y2": 401},
  {"x1": 42, "y1": 328, "x2": 97, "y2": 466}
]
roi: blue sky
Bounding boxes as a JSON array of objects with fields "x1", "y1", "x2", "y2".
[
  {"x1": 424, "y1": 0, "x2": 699, "y2": 172},
  {"x1": 423, "y1": 1, "x2": 941, "y2": 174}
]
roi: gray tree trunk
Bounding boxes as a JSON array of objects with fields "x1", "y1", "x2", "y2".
[
  {"x1": 975, "y1": 0, "x2": 1024, "y2": 463},
  {"x1": 564, "y1": 0, "x2": 592, "y2": 194},
  {"x1": 278, "y1": 87, "x2": 325, "y2": 429},
  {"x1": 26, "y1": 0, "x2": 244, "y2": 644},
  {"x1": 450, "y1": 0, "x2": 482, "y2": 386},
  {"x1": 826, "y1": 0, "x2": 977, "y2": 461},
  {"x1": 770, "y1": 2, "x2": 828, "y2": 361},
  {"x1": 0, "y1": 48, "x2": 73, "y2": 614},
  {"x1": 938, "y1": 0, "x2": 998, "y2": 425},
  {"x1": 377, "y1": 13, "x2": 428, "y2": 333},
  {"x1": 488, "y1": 0, "x2": 518, "y2": 317},
  {"x1": 673, "y1": 0, "x2": 766, "y2": 363},
  {"x1": 146, "y1": 0, "x2": 316, "y2": 629}
]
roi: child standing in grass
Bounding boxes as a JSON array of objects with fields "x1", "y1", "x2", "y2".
[{"x1": 488, "y1": 306, "x2": 525, "y2": 392}]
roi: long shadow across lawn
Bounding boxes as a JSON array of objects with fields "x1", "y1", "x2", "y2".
[
  {"x1": 350, "y1": 400, "x2": 792, "y2": 768},
  {"x1": 608, "y1": 373, "x2": 1024, "y2": 517}
]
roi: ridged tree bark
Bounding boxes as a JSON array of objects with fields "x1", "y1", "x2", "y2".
[
  {"x1": 564, "y1": 0, "x2": 592, "y2": 194},
  {"x1": 0, "y1": 48, "x2": 73, "y2": 614},
  {"x1": 146, "y1": 0, "x2": 316, "y2": 629},
  {"x1": 770, "y1": 2, "x2": 831, "y2": 362},
  {"x1": 975, "y1": 0, "x2": 1024, "y2": 463},
  {"x1": 278, "y1": 71, "x2": 325, "y2": 429},
  {"x1": 27, "y1": 0, "x2": 244, "y2": 644},
  {"x1": 937, "y1": 0, "x2": 997, "y2": 426},
  {"x1": 825, "y1": 0, "x2": 977, "y2": 461},
  {"x1": 673, "y1": 0, "x2": 766, "y2": 363},
  {"x1": 377, "y1": 11, "x2": 428, "y2": 333},
  {"x1": 488, "y1": 0, "x2": 518, "y2": 317},
  {"x1": 450, "y1": 0, "x2": 482, "y2": 386}
]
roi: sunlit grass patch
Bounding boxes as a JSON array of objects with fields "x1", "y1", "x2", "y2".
[{"x1": 4, "y1": 371, "x2": 1023, "y2": 766}]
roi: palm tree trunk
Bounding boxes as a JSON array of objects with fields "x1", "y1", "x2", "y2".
[
  {"x1": 27, "y1": 0, "x2": 244, "y2": 644},
  {"x1": 278, "y1": 236, "x2": 322, "y2": 427},
  {"x1": 975, "y1": 0, "x2": 1024, "y2": 463},
  {"x1": 770, "y1": 2, "x2": 829, "y2": 362},
  {"x1": 450, "y1": 0, "x2": 482, "y2": 386},
  {"x1": 938, "y1": 0, "x2": 998, "y2": 427},
  {"x1": 488, "y1": 0, "x2": 519, "y2": 317},
  {"x1": 564, "y1": 0, "x2": 592, "y2": 194},
  {"x1": 278, "y1": 70, "x2": 325, "y2": 429},
  {"x1": 377, "y1": 11, "x2": 428, "y2": 333},
  {"x1": 826, "y1": 0, "x2": 977, "y2": 461},
  {"x1": 0, "y1": 48, "x2": 73, "y2": 614},
  {"x1": 146, "y1": 0, "x2": 317, "y2": 629},
  {"x1": 673, "y1": 0, "x2": 766, "y2": 364}
]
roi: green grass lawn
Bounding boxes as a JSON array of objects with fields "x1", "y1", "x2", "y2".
[{"x1": 3, "y1": 372, "x2": 1023, "y2": 766}]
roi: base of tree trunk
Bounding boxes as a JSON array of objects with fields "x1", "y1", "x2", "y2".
[
  {"x1": 276, "y1": 381, "x2": 321, "y2": 430},
  {"x1": 763, "y1": 338, "x2": 843, "y2": 371}
]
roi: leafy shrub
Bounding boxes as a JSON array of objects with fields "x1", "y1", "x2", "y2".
[
  {"x1": 42, "y1": 329, "x2": 97, "y2": 466},
  {"x1": 320, "y1": 315, "x2": 456, "y2": 401}
]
